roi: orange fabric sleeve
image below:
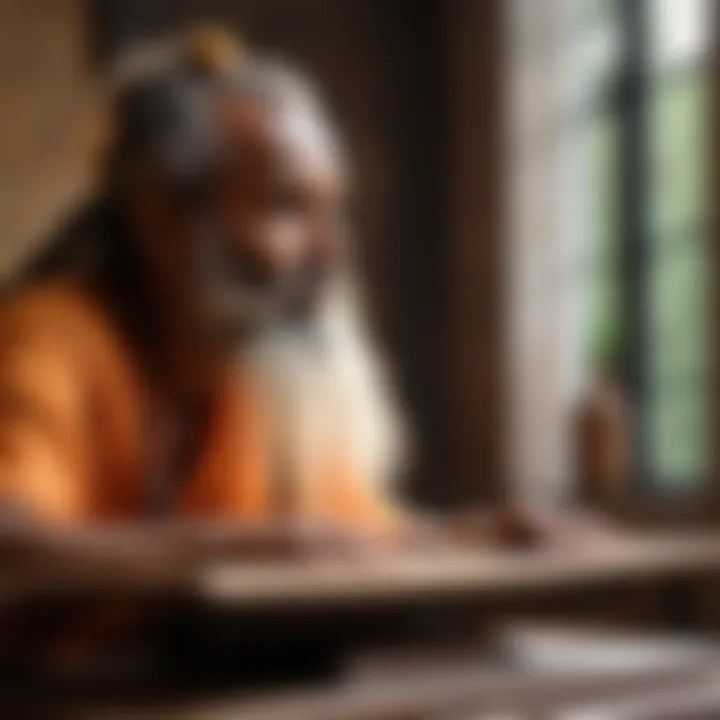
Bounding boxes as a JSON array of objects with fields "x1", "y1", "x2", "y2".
[{"x1": 0, "y1": 301, "x2": 92, "y2": 524}]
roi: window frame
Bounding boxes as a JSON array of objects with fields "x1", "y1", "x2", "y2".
[{"x1": 580, "y1": 0, "x2": 715, "y2": 514}]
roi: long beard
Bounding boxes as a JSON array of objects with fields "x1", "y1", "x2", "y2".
[
  {"x1": 193, "y1": 218, "x2": 405, "y2": 490},
  {"x1": 195, "y1": 219, "x2": 327, "y2": 344},
  {"x1": 239, "y1": 278, "x2": 406, "y2": 493}
]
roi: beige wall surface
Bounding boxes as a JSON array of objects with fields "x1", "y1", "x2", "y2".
[{"x1": 0, "y1": 0, "x2": 93, "y2": 274}]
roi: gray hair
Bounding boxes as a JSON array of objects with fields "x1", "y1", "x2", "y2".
[{"x1": 103, "y1": 32, "x2": 340, "y2": 197}]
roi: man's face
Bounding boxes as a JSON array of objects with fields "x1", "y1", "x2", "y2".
[{"x1": 198, "y1": 93, "x2": 347, "y2": 339}]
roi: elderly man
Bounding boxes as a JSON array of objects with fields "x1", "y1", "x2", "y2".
[
  {"x1": 0, "y1": 29, "x2": 407, "y2": 539},
  {"x1": 0, "y1": 30, "x2": 610, "y2": 574}
]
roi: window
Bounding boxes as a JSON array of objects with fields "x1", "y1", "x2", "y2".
[{"x1": 579, "y1": 0, "x2": 711, "y2": 494}]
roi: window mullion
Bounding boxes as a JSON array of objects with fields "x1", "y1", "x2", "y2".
[{"x1": 619, "y1": 0, "x2": 652, "y2": 488}]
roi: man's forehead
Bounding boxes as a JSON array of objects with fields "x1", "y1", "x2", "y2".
[{"x1": 214, "y1": 93, "x2": 344, "y2": 183}]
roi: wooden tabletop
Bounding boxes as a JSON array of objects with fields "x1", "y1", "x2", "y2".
[
  {"x1": 199, "y1": 532, "x2": 720, "y2": 609},
  {"x1": 6, "y1": 531, "x2": 720, "y2": 610}
]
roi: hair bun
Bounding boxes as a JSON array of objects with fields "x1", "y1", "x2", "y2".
[{"x1": 186, "y1": 26, "x2": 246, "y2": 74}]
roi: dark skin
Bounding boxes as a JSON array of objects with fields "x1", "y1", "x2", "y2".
[
  {"x1": 212, "y1": 93, "x2": 345, "y2": 289},
  {"x1": 125, "y1": 93, "x2": 344, "y2": 405}
]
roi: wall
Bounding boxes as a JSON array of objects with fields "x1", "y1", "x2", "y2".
[
  {"x1": 0, "y1": 0, "x2": 93, "y2": 273},
  {"x1": 445, "y1": 0, "x2": 508, "y2": 506},
  {"x1": 505, "y1": 0, "x2": 585, "y2": 509}
]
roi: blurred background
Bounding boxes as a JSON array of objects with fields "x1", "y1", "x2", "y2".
[
  {"x1": 507, "y1": 0, "x2": 716, "y2": 519},
  {"x1": 0, "y1": 0, "x2": 716, "y2": 522}
]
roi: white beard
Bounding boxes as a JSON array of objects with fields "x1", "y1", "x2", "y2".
[{"x1": 239, "y1": 278, "x2": 406, "y2": 497}]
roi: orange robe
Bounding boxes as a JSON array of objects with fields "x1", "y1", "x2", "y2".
[{"x1": 0, "y1": 281, "x2": 400, "y2": 533}]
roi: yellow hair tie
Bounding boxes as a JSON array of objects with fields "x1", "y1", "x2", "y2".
[{"x1": 187, "y1": 26, "x2": 246, "y2": 74}]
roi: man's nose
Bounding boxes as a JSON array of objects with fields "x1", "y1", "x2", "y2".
[{"x1": 309, "y1": 217, "x2": 343, "y2": 269}]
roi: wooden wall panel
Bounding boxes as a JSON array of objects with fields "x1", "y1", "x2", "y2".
[
  {"x1": 445, "y1": 0, "x2": 508, "y2": 506},
  {"x1": 0, "y1": 0, "x2": 93, "y2": 272}
]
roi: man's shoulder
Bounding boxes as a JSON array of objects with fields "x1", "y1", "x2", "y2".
[
  {"x1": 0, "y1": 280, "x2": 112, "y2": 339},
  {"x1": 0, "y1": 280, "x2": 135, "y2": 379}
]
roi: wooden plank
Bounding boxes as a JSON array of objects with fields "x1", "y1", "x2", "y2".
[
  {"x1": 6, "y1": 532, "x2": 720, "y2": 610},
  {"x1": 201, "y1": 533, "x2": 720, "y2": 609}
]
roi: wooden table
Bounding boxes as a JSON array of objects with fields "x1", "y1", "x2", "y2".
[{"x1": 12, "y1": 533, "x2": 720, "y2": 718}]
